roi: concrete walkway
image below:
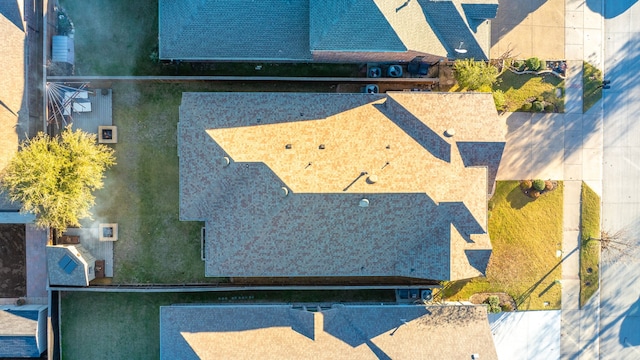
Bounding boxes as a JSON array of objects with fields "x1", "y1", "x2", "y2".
[{"x1": 560, "y1": 1, "x2": 605, "y2": 359}]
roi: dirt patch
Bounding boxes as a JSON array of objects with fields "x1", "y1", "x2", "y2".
[
  {"x1": 469, "y1": 292, "x2": 517, "y2": 311},
  {"x1": 0, "y1": 224, "x2": 26, "y2": 297}
]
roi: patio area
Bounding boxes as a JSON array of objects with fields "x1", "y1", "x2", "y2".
[{"x1": 60, "y1": 226, "x2": 114, "y2": 278}]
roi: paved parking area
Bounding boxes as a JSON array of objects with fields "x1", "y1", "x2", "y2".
[
  {"x1": 489, "y1": 311, "x2": 561, "y2": 360},
  {"x1": 491, "y1": 0, "x2": 565, "y2": 60}
]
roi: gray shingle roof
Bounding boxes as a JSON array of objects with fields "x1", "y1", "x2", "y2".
[
  {"x1": 160, "y1": 304, "x2": 498, "y2": 360},
  {"x1": 0, "y1": 0, "x2": 23, "y2": 30},
  {"x1": 0, "y1": 306, "x2": 46, "y2": 358},
  {"x1": 179, "y1": 92, "x2": 506, "y2": 280},
  {"x1": 158, "y1": 0, "x2": 497, "y2": 61},
  {"x1": 420, "y1": 0, "x2": 487, "y2": 59},
  {"x1": 46, "y1": 245, "x2": 95, "y2": 286},
  {"x1": 309, "y1": 0, "x2": 406, "y2": 51},
  {"x1": 159, "y1": 0, "x2": 311, "y2": 61}
]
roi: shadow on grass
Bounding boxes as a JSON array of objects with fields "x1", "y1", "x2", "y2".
[
  {"x1": 583, "y1": 62, "x2": 603, "y2": 113},
  {"x1": 438, "y1": 278, "x2": 472, "y2": 299},
  {"x1": 506, "y1": 186, "x2": 534, "y2": 210},
  {"x1": 516, "y1": 247, "x2": 577, "y2": 307}
]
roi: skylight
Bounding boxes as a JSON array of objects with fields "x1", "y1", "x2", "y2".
[{"x1": 58, "y1": 254, "x2": 78, "y2": 274}]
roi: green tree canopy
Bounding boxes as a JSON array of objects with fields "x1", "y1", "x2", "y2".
[
  {"x1": 453, "y1": 58, "x2": 499, "y2": 91},
  {"x1": 0, "y1": 127, "x2": 115, "y2": 232}
]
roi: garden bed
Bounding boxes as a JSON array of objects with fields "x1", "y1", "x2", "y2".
[
  {"x1": 493, "y1": 71, "x2": 564, "y2": 112},
  {"x1": 469, "y1": 292, "x2": 516, "y2": 312}
]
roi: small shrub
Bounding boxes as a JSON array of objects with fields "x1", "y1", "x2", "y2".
[
  {"x1": 530, "y1": 190, "x2": 541, "y2": 199},
  {"x1": 487, "y1": 295, "x2": 501, "y2": 313},
  {"x1": 533, "y1": 179, "x2": 546, "y2": 191},
  {"x1": 526, "y1": 57, "x2": 542, "y2": 71},
  {"x1": 520, "y1": 103, "x2": 532, "y2": 111},
  {"x1": 501, "y1": 303, "x2": 513, "y2": 312},
  {"x1": 477, "y1": 84, "x2": 493, "y2": 93},
  {"x1": 545, "y1": 180, "x2": 553, "y2": 191},
  {"x1": 513, "y1": 60, "x2": 524, "y2": 69},
  {"x1": 493, "y1": 90, "x2": 507, "y2": 111},
  {"x1": 520, "y1": 180, "x2": 532, "y2": 190},
  {"x1": 536, "y1": 95, "x2": 544, "y2": 102},
  {"x1": 544, "y1": 104, "x2": 555, "y2": 112},
  {"x1": 532, "y1": 101, "x2": 544, "y2": 112}
]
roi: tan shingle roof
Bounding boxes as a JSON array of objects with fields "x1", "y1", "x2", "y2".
[
  {"x1": 160, "y1": 304, "x2": 498, "y2": 360},
  {"x1": 0, "y1": 10, "x2": 24, "y2": 172},
  {"x1": 179, "y1": 92, "x2": 505, "y2": 280}
]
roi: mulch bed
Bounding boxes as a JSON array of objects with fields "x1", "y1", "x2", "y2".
[
  {"x1": 469, "y1": 292, "x2": 517, "y2": 311},
  {"x1": 0, "y1": 224, "x2": 26, "y2": 297}
]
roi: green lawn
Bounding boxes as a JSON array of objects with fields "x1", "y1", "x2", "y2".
[
  {"x1": 60, "y1": 290, "x2": 395, "y2": 359},
  {"x1": 493, "y1": 71, "x2": 565, "y2": 112},
  {"x1": 440, "y1": 181, "x2": 564, "y2": 310},
  {"x1": 583, "y1": 62, "x2": 603, "y2": 113},
  {"x1": 61, "y1": 0, "x2": 360, "y2": 77},
  {"x1": 89, "y1": 81, "x2": 335, "y2": 284},
  {"x1": 580, "y1": 182, "x2": 601, "y2": 308}
]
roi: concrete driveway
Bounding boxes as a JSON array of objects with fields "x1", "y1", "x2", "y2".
[
  {"x1": 489, "y1": 311, "x2": 561, "y2": 360},
  {"x1": 491, "y1": 0, "x2": 565, "y2": 60}
]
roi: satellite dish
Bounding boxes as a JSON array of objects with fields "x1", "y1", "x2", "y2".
[{"x1": 454, "y1": 41, "x2": 467, "y2": 54}]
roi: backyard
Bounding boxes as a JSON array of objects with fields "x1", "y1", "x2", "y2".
[
  {"x1": 440, "y1": 181, "x2": 564, "y2": 310},
  {"x1": 86, "y1": 81, "x2": 336, "y2": 284},
  {"x1": 60, "y1": 0, "x2": 359, "y2": 77},
  {"x1": 60, "y1": 290, "x2": 395, "y2": 359}
]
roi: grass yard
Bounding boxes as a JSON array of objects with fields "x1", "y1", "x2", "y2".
[
  {"x1": 580, "y1": 182, "x2": 601, "y2": 308},
  {"x1": 493, "y1": 71, "x2": 565, "y2": 112},
  {"x1": 440, "y1": 181, "x2": 564, "y2": 310},
  {"x1": 60, "y1": 290, "x2": 395, "y2": 359},
  {"x1": 61, "y1": 0, "x2": 360, "y2": 77},
  {"x1": 583, "y1": 62, "x2": 603, "y2": 113},
  {"x1": 89, "y1": 81, "x2": 335, "y2": 284},
  {"x1": 61, "y1": 0, "x2": 158, "y2": 75}
]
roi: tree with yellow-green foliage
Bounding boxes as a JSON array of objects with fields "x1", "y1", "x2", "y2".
[
  {"x1": 0, "y1": 126, "x2": 115, "y2": 232},
  {"x1": 453, "y1": 58, "x2": 499, "y2": 91}
]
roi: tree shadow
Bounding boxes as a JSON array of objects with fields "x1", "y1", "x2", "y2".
[
  {"x1": 516, "y1": 247, "x2": 576, "y2": 306},
  {"x1": 506, "y1": 186, "x2": 534, "y2": 210},
  {"x1": 587, "y1": 0, "x2": 638, "y2": 19},
  {"x1": 619, "y1": 295, "x2": 640, "y2": 347}
]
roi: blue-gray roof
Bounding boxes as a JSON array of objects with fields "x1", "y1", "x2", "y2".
[
  {"x1": 309, "y1": 0, "x2": 406, "y2": 52},
  {"x1": 0, "y1": 307, "x2": 46, "y2": 358},
  {"x1": 159, "y1": 0, "x2": 311, "y2": 61},
  {"x1": 159, "y1": 0, "x2": 497, "y2": 61},
  {"x1": 420, "y1": 0, "x2": 487, "y2": 59}
]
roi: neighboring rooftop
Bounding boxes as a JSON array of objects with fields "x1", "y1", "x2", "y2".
[
  {"x1": 179, "y1": 92, "x2": 506, "y2": 280},
  {"x1": 159, "y1": 0, "x2": 498, "y2": 61},
  {"x1": 160, "y1": 304, "x2": 498, "y2": 360},
  {"x1": 0, "y1": 305, "x2": 47, "y2": 358},
  {"x1": 0, "y1": 2, "x2": 24, "y2": 173}
]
